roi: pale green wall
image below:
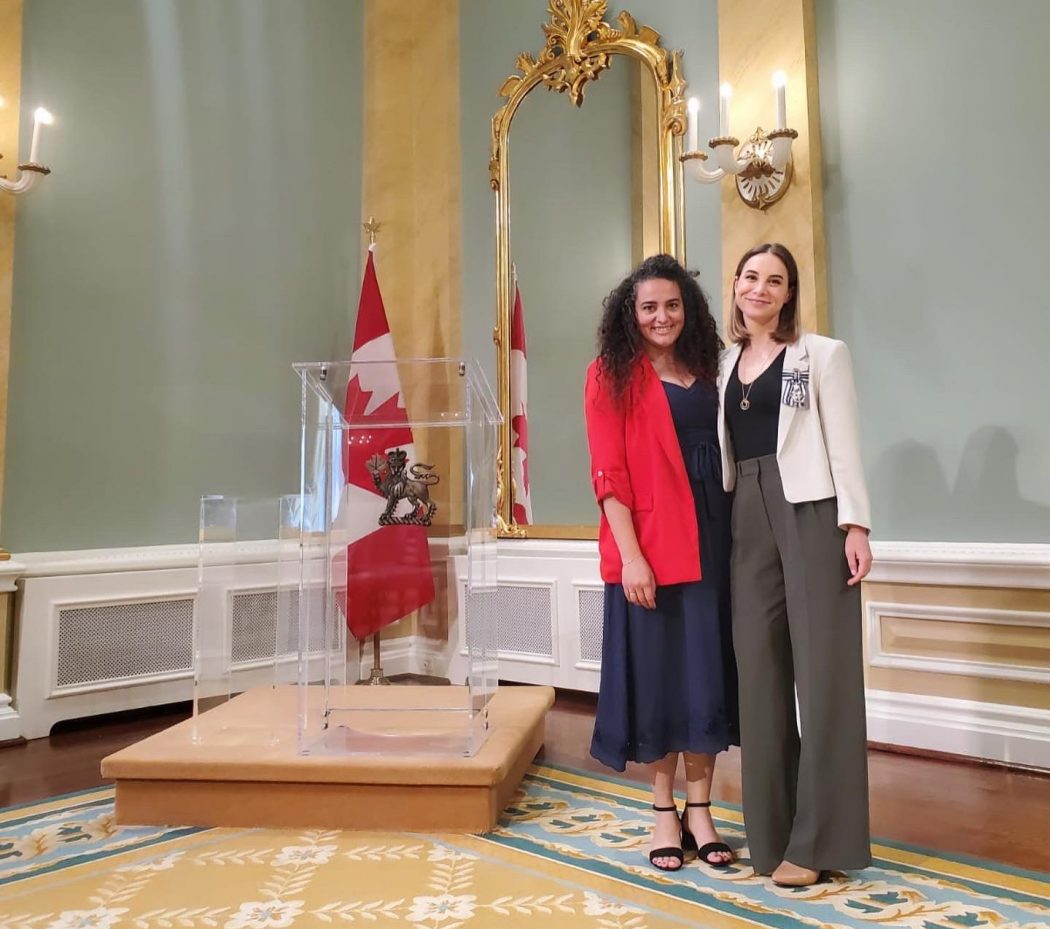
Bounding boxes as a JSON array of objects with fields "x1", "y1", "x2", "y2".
[
  {"x1": 460, "y1": 0, "x2": 720, "y2": 525},
  {"x1": 5, "y1": 0, "x2": 363, "y2": 552},
  {"x1": 818, "y1": 0, "x2": 1050, "y2": 542}
]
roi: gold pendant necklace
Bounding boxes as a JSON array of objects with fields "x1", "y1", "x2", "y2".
[
  {"x1": 739, "y1": 343, "x2": 778, "y2": 411},
  {"x1": 740, "y1": 384, "x2": 754, "y2": 411}
]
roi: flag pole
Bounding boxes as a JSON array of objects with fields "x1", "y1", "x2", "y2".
[
  {"x1": 363, "y1": 631, "x2": 390, "y2": 685},
  {"x1": 355, "y1": 215, "x2": 391, "y2": 687}
]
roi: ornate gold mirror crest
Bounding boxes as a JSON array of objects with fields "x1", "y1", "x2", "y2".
[{"x1": 491, "y1": 0, "x2": 688, "y2": 539}]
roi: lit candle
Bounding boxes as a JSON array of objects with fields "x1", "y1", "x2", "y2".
[
  {"x1": 29, "y1": 107, "x2": 54, "y2": 164},
  {"x1": 719, "y1": 83, "x2": 732, "y2": 137},
  {"x1": 686, "y1": 97, "x2": 700, "y2": 153},
  {"x1": 773, "y1": 71, "x2": 787, "y2": 131}
]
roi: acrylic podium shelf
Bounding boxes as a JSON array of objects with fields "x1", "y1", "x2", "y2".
[{"x1": 101, "y1": 358, "x2": 555, "y2": 831}]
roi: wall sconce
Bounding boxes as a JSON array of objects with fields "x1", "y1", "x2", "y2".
[
  {"x1": 0, "y1": 101, "x2": 54, "y2": 196},
  {"x1": 680, "y1": 72, "x2": 798, "y2": 211}
]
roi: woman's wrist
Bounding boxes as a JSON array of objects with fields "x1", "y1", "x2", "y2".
[
  {"x1": 844, "y1": 524, "x2": 869, "y2": 535},
  {"x1": 621, "y1": 552, "x2": 643, "y2": 567}
]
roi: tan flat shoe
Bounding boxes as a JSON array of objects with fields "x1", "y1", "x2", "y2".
[{"x1": 771, "y1": 860, "x2": 824, "y2": 887}]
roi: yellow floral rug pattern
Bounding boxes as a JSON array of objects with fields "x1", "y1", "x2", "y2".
[{"x1": 2, "y1": 764, "x2": 1049, "y2": 929}]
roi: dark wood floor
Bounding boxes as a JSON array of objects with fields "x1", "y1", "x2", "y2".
[{"x1": 2, "y1": 690, "x2": 1047, "y2": 873}]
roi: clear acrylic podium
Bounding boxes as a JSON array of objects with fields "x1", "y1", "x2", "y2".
[
  {"x1": 194, "y1": 495, "x2": 303, "y2": 746},
  {"x1": 294, "y1": 358, "x2": 501, "y2": 757}
]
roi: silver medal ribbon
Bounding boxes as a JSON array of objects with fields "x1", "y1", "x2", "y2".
[{"x1": 781, "y1": 368, "x2": 809, "y2": 408}]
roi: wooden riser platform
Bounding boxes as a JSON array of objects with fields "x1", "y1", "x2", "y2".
[{"x1": 101, "y1": 685, "x2": 554, "y2": 833}]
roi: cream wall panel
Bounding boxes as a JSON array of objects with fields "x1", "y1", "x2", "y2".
[
  {"x1": 362, "y1": 0, "x2": 461, "y2": 362},
  {"x1": 0, "y1": 0, "x2": 21, "y2": 718},
  {"x1": 363, "y1": 0, "x2": 462, "y2": 531},
  {"x1": 863, "y1": 581, "x2": 1050, "y2": 713},
  {"x1": 718, "y1": 0, "x2": 826, "y2": 333},
  {"x1": 877, "y1": 612, "x2": 1050, "y2": 671},
  {"x1": 0, "y1": 0, "x2": 21, "y2": 534}
]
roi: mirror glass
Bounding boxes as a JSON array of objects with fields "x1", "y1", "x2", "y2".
[{"x1": 508, "y1": 59, "x2": 659, "y2": 530}]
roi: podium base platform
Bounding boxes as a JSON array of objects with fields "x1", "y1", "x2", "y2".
[{"x1": 101, "y1": 684, "x2": 554, "y2": 833}]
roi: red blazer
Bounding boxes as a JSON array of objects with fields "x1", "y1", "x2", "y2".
[{"x1": 584, "y1": 357, "x2": 701, "y2": 586}]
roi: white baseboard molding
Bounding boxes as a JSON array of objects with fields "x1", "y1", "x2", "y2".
[{"x1": 866, "y1": 688, "x2": 1050, "y2": 769}]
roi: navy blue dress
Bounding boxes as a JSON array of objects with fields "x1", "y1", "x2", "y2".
[{"x1": 590, "y1": 379, "x2": 738, "y2": 772}]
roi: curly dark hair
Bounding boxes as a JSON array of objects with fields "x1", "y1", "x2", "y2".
[{"x1": 597, "y1": 254, "x2": 722, "y2": 398}]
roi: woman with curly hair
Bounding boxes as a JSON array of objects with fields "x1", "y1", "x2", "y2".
[{"x1": 584, "y1": 254, "x2": 738, "y2": 872}]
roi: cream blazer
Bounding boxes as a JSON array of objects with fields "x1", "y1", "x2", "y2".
[{"x1": 717, "y1": 332, "x2": 872, "y2": 530}]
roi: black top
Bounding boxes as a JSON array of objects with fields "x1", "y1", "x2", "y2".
[{"x1": 725, "y1": 348, "x2": 785, "y2": 461}]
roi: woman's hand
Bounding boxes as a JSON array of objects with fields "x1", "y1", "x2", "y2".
[
  {"x1": 845, "y1": 526, "x2": 872, "y2": 586},
  {"x1": 622, "y1": 555, "x2": 657, "y2": 609}
]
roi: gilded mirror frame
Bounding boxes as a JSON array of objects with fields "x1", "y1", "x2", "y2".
[{"x1": 491, "y1": 0, "x2": 688, "y2": 539}]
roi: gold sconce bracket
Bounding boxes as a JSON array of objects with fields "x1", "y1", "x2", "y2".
[{"x1": 735, "y1": 127, "x2": 794, "y2": 211}]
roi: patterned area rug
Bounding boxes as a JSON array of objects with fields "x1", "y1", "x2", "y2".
[{"x1": 3, "y1": 763, "x2": 1048, "y2": 929}]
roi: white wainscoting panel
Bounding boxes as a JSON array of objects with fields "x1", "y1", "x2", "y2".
[
  {"x1": 9, "y1": 539, "x2": 1050, "y2": 766},
  {"x1": 17, "y1": 566, "x2": 200, "y2": 739},
  {"x1": 482, "y1": 539, "x2": 603, "y2": 691}
]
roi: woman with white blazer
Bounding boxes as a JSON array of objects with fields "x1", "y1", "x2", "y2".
[{"x1": 718, "y1": 243, "x2": 872, "y2": 887}]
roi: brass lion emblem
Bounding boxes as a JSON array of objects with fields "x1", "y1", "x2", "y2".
[{"x1": 365, "y1": 449, "x2": 440, "y2": 526}]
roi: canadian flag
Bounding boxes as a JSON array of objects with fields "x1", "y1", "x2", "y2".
[
  {"x1": 337, "y1": 246, "x2": 435, "y2": 640},
  {"x1": 510, "y1": 280, "x2": 532, "y2": 525}
]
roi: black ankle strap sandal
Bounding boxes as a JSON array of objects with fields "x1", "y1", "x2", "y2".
[
  {"x1": 682, "y1": 801, "x2": 734, "y2": 868},
  {"x1": 648, "y1": 803, "x2": 684, "y2": 871}
]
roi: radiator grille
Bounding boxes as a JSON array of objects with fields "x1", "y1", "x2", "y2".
[
  {"x1": 56, "y1": 599, "x2": 194, "y2": 688},
  {"x1": 230, "y1": 587, "x2": 328, "y2": 664},
  {"x1": 577, "y1": 587, "x2": 604, "y2": 663},
  {"x1": 465, "y1": 583, "x2": 553, "y2": 658}
]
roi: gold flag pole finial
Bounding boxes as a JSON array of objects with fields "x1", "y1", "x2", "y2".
[{"x1": 362, "y1": 216, "x2": 381, "y2": 248}]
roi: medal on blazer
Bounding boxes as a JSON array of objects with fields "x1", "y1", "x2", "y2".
[{"x1": 781, "y1": 368, "x2": 810, "y2": 409}]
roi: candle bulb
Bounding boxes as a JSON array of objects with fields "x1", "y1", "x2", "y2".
[
  {"x1": 29, "y1": 107, "x2": 54, "y2": 164},
  {"x1": 686, "y1": 97, "x2": 700, "y2": 153},
  {"x1": 773, "y1": 71, "x2": 787, "y2": 131},
  {"x1": 719, "y1": 83, "x2": 732, "y2": 137}
]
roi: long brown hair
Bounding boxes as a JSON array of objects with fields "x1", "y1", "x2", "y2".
[{"x1": 727, "y1": 242, "x2": 801, "y2": 344}]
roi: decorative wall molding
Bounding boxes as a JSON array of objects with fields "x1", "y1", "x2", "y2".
[
  {"x1": 867, "y1": 600, "x2": 1050, "y2": 685},
  {"x1": 15, "y1": 542, "x2": 283, "y2": 578},
  {"x1": 17, "y1": 537, "x2": 1046, "y2": 582},
  {"x1": 867, "y1": 541, "x2": 1050, "y2": 589},
  {"x1": 9, "y1": 538, "x2": 1050, "y2": 767},
  {"x1": 866, "y1": 689, "x2": 1050, "y2": 770},
  {"x1": 0, "y1": 558, "x2": 23, "y2": 593}
]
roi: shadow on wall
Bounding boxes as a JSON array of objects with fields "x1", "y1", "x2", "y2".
[{"x1": 872, "y1": 426, "x2": 1050, "y2": 542}]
